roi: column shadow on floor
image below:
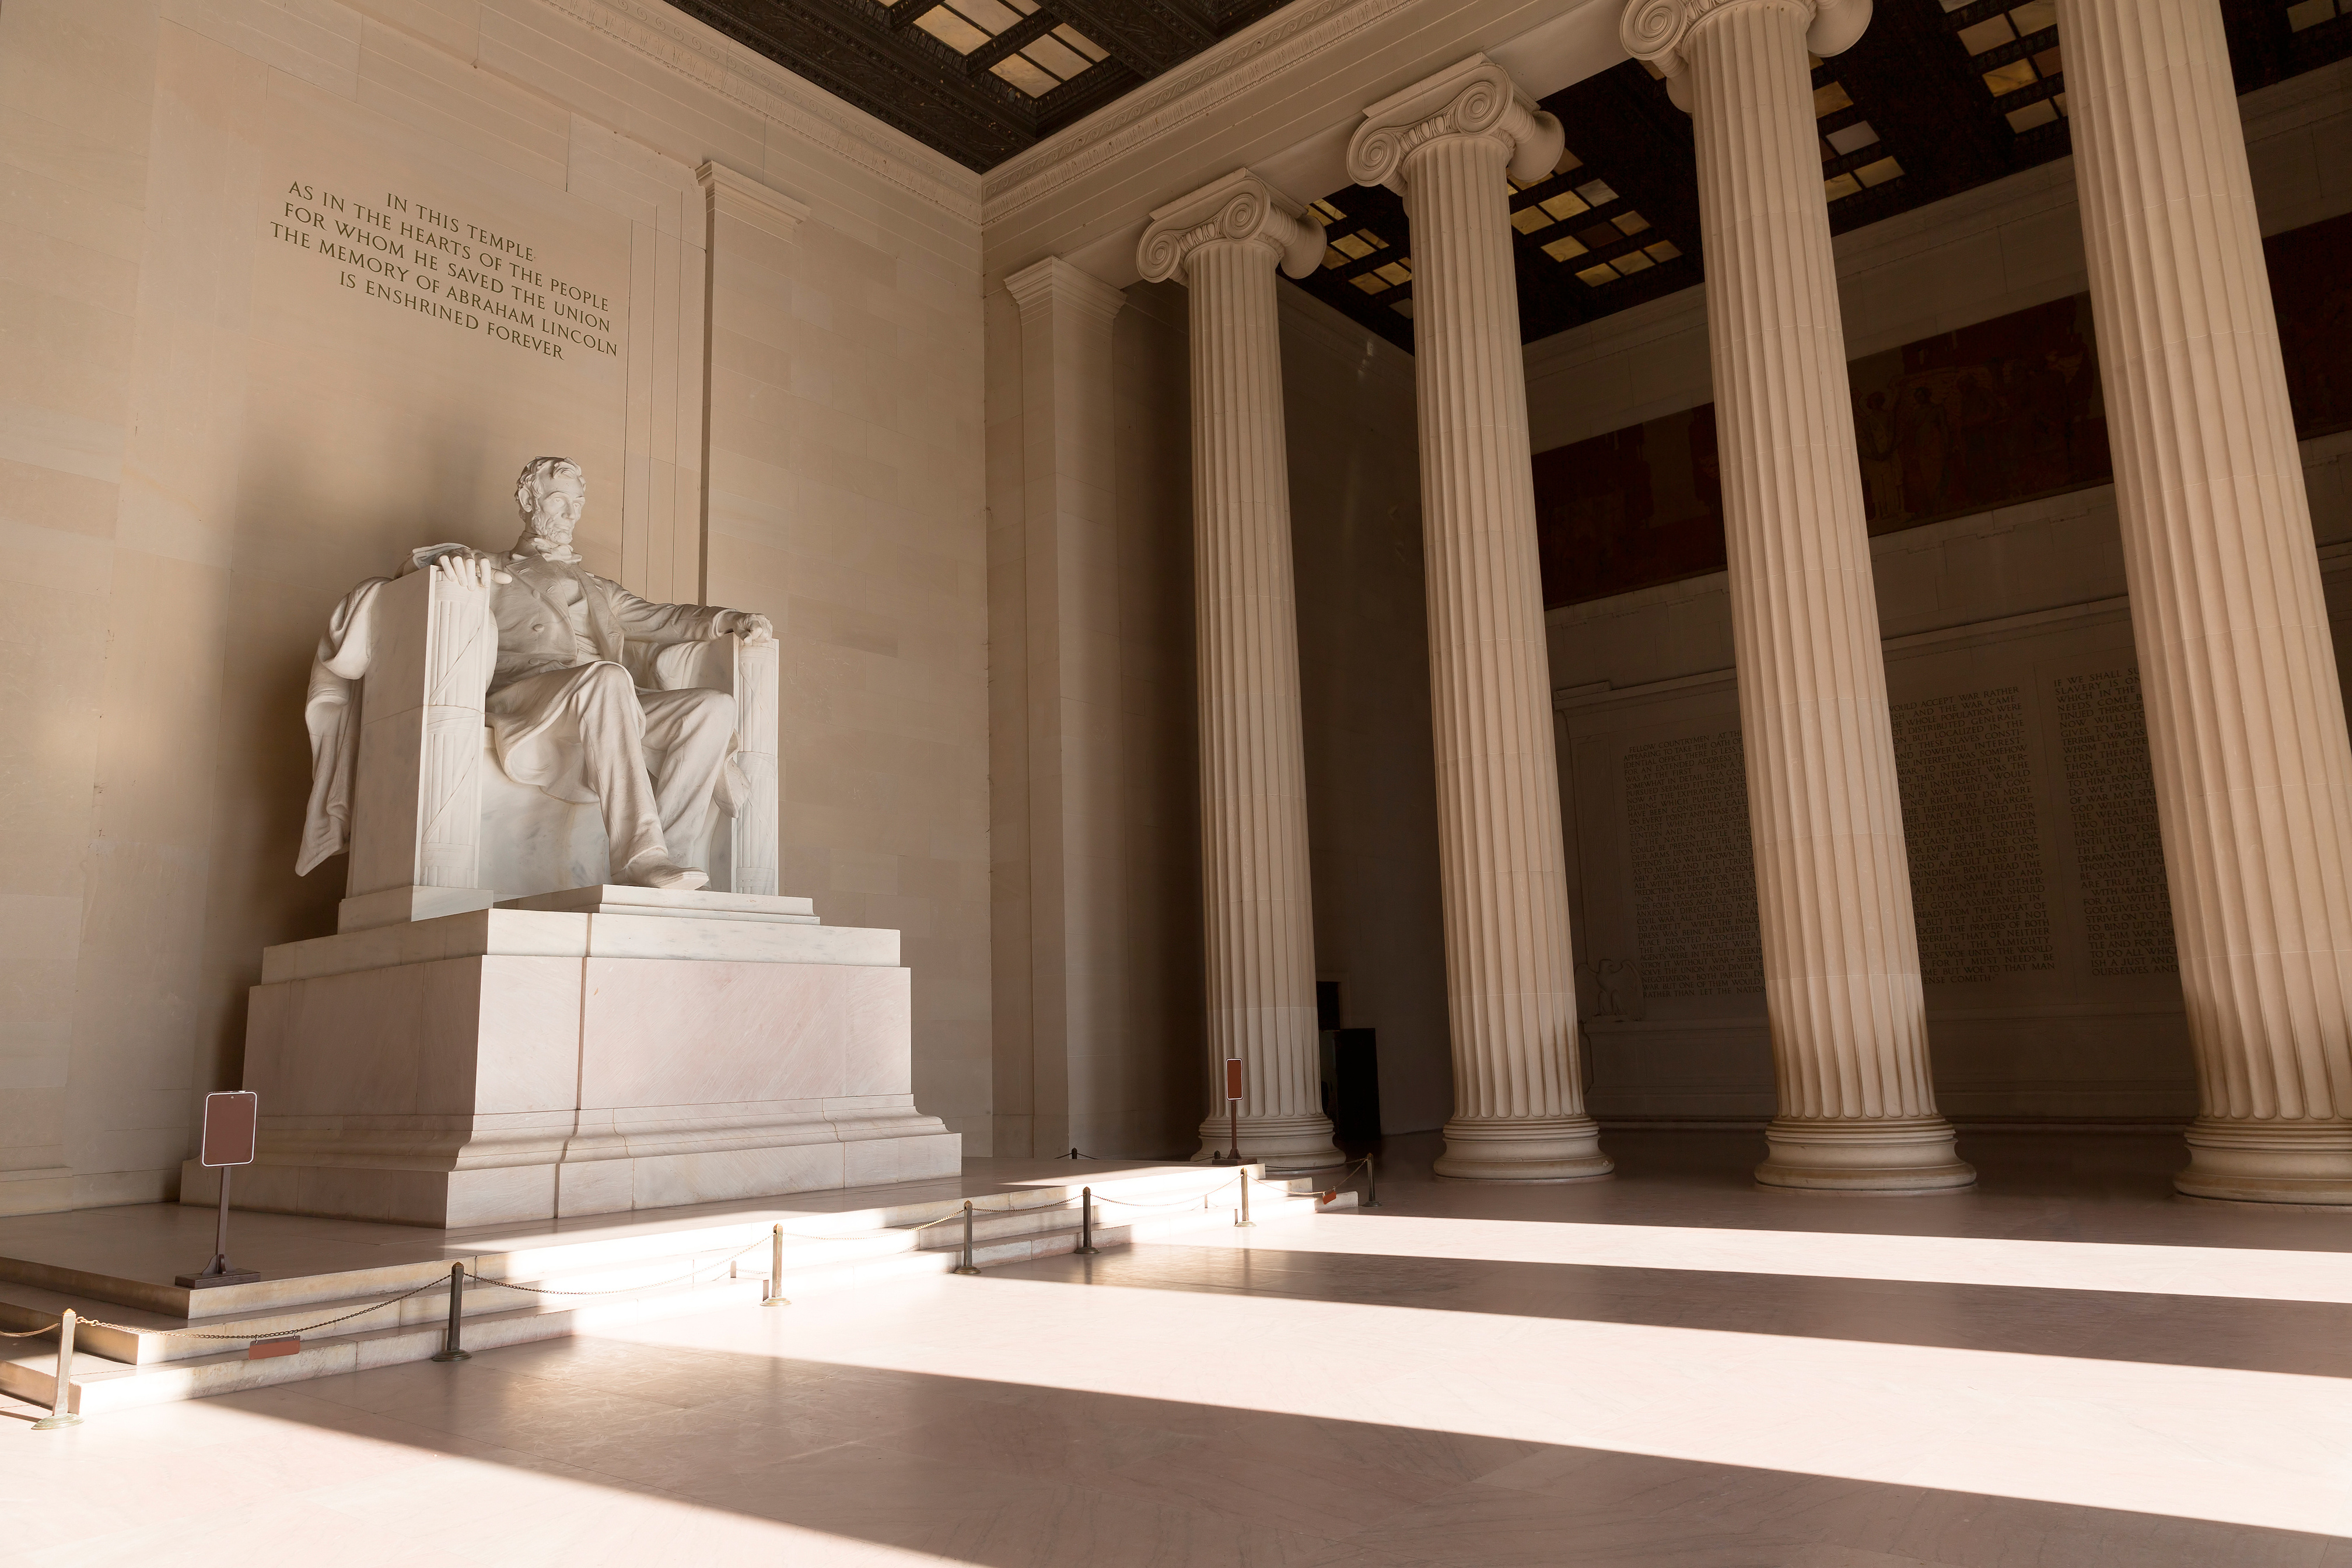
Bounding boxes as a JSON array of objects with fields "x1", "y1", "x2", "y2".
[
  {"x1": 199, "y1": 1336, "x2": 2348, "y2": 1568},
  {"x1": 1012, "y1": 1241, "x2": 2352, "y2": 1379}
]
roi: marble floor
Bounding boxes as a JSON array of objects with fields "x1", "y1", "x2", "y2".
[{"x1": 5, "y1": 1131, "x2": 2350, "y2": 1567}]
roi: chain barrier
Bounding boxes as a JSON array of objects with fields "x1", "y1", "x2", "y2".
[
  {"x1": 24, "y1": 1167, "x2": 1357, "y2": 1365},
  {"x1": 75, "y1": 1272, "x2": 460, "y2": 1343},
  {"x1": 463, "y1": 1234, "x2": 769, "y2": 1297}
]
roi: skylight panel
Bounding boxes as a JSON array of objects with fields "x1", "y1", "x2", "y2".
[
  {"x1": 991, "y1": 54, "x2": 1057, "y2": 93},
  {"x1": 1825, "y1": 120, "x2": 1879, "y2": 156},
  {"x1": 1024, "y1": 33, "x2": 1088, "y2": 78},
  {"x1": 1054, "y1": 24, "x2": 1107, "y2": 61},
  {"x1": 916, "y1": 7, "x2": 990, "y2": 52},
  {"x1": 1953, "y1": 2, "x2": 2069, "y2": 135}
]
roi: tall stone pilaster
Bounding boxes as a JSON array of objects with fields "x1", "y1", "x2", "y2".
[
  {"x1": 2059, "y1": 0, "x2": 2352, "y2": 1204},
  {"x1": 1625, "y1": 0, "x2": 1973, "y2": 1192},
  {"x1": 1348, "y1": 58, "x2": 1610, "y2": 1181},
  {"x1": 1139, "y1": 172, "x2": 1340, "y2": 1170},
  {"x1": 1000, "y1": 257, "x2": 1127, "y2": 1160}
]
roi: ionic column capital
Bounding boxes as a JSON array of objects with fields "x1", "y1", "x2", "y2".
[
  {"x1": 1136, "y1": 170, "x2": 1326, "y2": 287},
  {"x1": 1620, "y1": 0, "x2": 1872, "y2": 110},
  {"x1": 1345, "y1": 55, "x2": 1566, "y2": 194}
]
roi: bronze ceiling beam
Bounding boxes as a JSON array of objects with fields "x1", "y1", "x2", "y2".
[{"x1": 967, "y1": 7, "x2": 1065, "y2": 74}]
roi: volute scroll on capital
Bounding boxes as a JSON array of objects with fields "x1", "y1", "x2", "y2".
[
  {"x1": 1344, "y1": 55, "x2": 1567, "y2": 194},
  {"x1": 1136, "y1": 170, "x2": 1326, "y2": 286},
  {"x1": 1620, "y1": 0, "x2": 1873, "y2": 110}
]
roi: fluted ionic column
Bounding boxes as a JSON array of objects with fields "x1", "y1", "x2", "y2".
[
  {"x1": 2058, "y1": 0, "x2": 2352, "y2": 1205},
  {"x1": 1625, "y1": 0, "x2": 1973, "y2": 1193},
  {"x1": 1347, "y1": 58, "x2": 1610, "y2": 1181},
  {"x1": 1138, "y1": 172, "x2": 1341, "y2": 1170}
]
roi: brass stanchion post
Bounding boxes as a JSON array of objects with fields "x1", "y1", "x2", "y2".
[
  {"x1": 953, "y1": 1201, "x2": 982, "y2": 1275},
  {"x1": 762, "y1": 1223, "x2": 790, "y2": 1306},
  {"x1": 1236, "y1": 1170, "x2": 1255, "y2": 1228},
  {"x1": 1364, "y1": 1154, "x2": 1378, "y2": 1209},
  {"x1": 30, "y1": 1310, "x2": 80, "y2": 1430},
  {"x1": 431, "y1": 1262, "x2": 470, "y2": 1362},
  {"x1": 1075, "y1": 1187, "x2": 1098, "y2": 1254}
]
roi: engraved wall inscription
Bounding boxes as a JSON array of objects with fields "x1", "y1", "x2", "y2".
[
  {"x1": 1623, "y1": 731, "x2": 1765, "y2": 998},
  {"x1": 270, "y1": 180, "x2": 619, "y2": 362},
  {"x1": 2054, "y1": 669, "x2": 2179, "y2": 975},
  {"x1": 1890, "y1": 687, "x2": 2056, "y2": 984}
]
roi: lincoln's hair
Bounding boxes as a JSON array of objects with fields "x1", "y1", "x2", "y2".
[{"x1": 514, "y1": 456, "x2": 584, "y2": 522}]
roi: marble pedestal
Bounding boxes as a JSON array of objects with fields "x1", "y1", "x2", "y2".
[{"x1": 182, "y1": 889, "x2": 959, "y2": 1228}]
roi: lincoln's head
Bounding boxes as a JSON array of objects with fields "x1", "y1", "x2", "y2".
[{"x1": 513, "y1": 457, "x2": 586, "y2": 560}]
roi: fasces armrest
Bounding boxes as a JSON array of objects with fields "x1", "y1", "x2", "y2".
[{"x1": 617, "y1": 632, "x2": 778, "y2": 894}]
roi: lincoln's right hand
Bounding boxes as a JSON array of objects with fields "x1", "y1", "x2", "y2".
[{"x1": 432, "y1": 554, "x2": 512, "y2": 592}]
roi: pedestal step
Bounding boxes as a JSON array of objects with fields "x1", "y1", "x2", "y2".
[{"x1": 0, "y1": 1167, "x2": 1351, "y2": 1416}]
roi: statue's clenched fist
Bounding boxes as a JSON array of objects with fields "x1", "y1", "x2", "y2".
[{"x1": 718, "y1": 610, "x2": 775, "y2": 645}]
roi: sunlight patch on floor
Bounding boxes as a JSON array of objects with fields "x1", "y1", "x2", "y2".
[
  {"x1": 1138, "y1": 1209, "x2": 2352, "y2": 1301},
  {"x1": 593, "y1": 1242, "x2": 2352, "y2": 1538}
]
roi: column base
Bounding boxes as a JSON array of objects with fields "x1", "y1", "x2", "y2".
[
  {"x1": 1195, "y1": 1112, "x2": 1342, "y2": 1173},
  {"x1": 2175, "y1": 1118, "x2": 2352, "y2": 1206},
  {"x1": 1754, "y1": 1115, "x2": 1976, "y2": 1195},
  {"x1": 1433, "y1": 1116, "x2": 1613, "y2": 1182}
]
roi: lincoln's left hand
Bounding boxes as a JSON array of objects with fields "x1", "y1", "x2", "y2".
[{"x1": 718, "y1": 610, "x2": 775, "y2": 645}]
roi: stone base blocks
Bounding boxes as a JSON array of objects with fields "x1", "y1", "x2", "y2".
[{"x1": 187, "y1": 890, "x2": 961, "y2": 1228}]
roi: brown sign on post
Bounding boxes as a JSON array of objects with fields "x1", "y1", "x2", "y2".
[
  {"x1": 1224, "y1": 1059, "x2": 1244, "y2": 1102},
  {"x1": 198, "y1": 1091, "x2": 258, "y2": 1168},
  {"x1": 177, "y1": 1091, "x2": 262, "y2": 1289}
]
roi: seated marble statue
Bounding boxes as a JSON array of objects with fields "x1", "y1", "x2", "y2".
[{"x1": 298, "y1": 456, "x2": 774, "y2": 891}]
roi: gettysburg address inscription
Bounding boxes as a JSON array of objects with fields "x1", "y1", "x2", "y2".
[{"x1": 268, "y1": 179, "x2": 620, "y2": 363}]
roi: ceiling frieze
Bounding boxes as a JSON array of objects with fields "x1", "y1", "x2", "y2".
[
  {"x1": 977, "y1": 0, "x2": 1418, "y2": 222},
  {"x1": 534, "y1": 0, "x2": 986, "y2": 222}
]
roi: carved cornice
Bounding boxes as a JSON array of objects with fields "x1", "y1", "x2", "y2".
[
  {"x1": 1345, "y1": 55, "x2": 1566, "y2": 193},
  {"x1": 528, "y1": 0, "x2": 984, "y2": 222},
  {"x1": 699, "y1": 162, "x2": 814, "y2": 241},
  {"x1": 1004, "y1": 256, "x2": 1130, "y2": 324},
  {"x1": 1052, "y1": 0, "x2": 1217, "y2": 76},
  {"x1": 1620, "y1": 0, "x2": 1874, "y2": 111},
  {"x1": 1135, "y1": 170, "x2": 1326, "y2": 284},
  {"x1": 981, "y1": 0, "x2": 1418, "y2": 222}
]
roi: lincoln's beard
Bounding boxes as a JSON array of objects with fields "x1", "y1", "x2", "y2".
[{"x1": 520, "y1": 517, "x2": 583, "y2": 564}]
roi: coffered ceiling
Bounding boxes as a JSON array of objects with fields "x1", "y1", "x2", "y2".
[
  {"x1": 1293, "y1": 0, "x2": 2352, "y2": 351},
  {"x1": 666, "y1": 0, "x2": 1289, "y2": 170},
  {"x1": 670, "y1": 0, "x2": 2350, "y2": 345}
]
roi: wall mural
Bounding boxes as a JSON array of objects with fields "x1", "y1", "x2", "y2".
[{"x1": 1535, "y1": 210, "x2": 2352, "y2": 609}]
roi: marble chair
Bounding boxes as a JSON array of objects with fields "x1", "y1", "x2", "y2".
[{"x1": 330, "y1": 562, "x2": 779, "y2": 933}]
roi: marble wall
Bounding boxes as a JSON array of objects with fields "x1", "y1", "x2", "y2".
[
  {"x1": 0, "y1": 0, "x2": 989, "y2": 1213},
  {"x1": 1279, "y1": 289, "x2": 1450, "y2": 1138},
  {"x1": 1532, "y1": 62, "x2": 2352, "y2": 1126}
]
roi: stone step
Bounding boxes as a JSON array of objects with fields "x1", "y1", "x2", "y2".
[{"x1": 0, "y1": 1175, "x2": 1344, "y2": 1415}]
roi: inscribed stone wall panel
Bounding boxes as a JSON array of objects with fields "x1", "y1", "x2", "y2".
[
  {"x1": 1888, "y1": 687, "x2": 2055, "y2": 985},
  {"x1": 1559, "y1": 582, "x2": 2202, "y2": 1121},
  {"x1": 1621, "y1": 730, "x2": 1763, "y2": 999},
  {"x1": 2052, "y1": 668, "x2": 2179, "y2": 977}
]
